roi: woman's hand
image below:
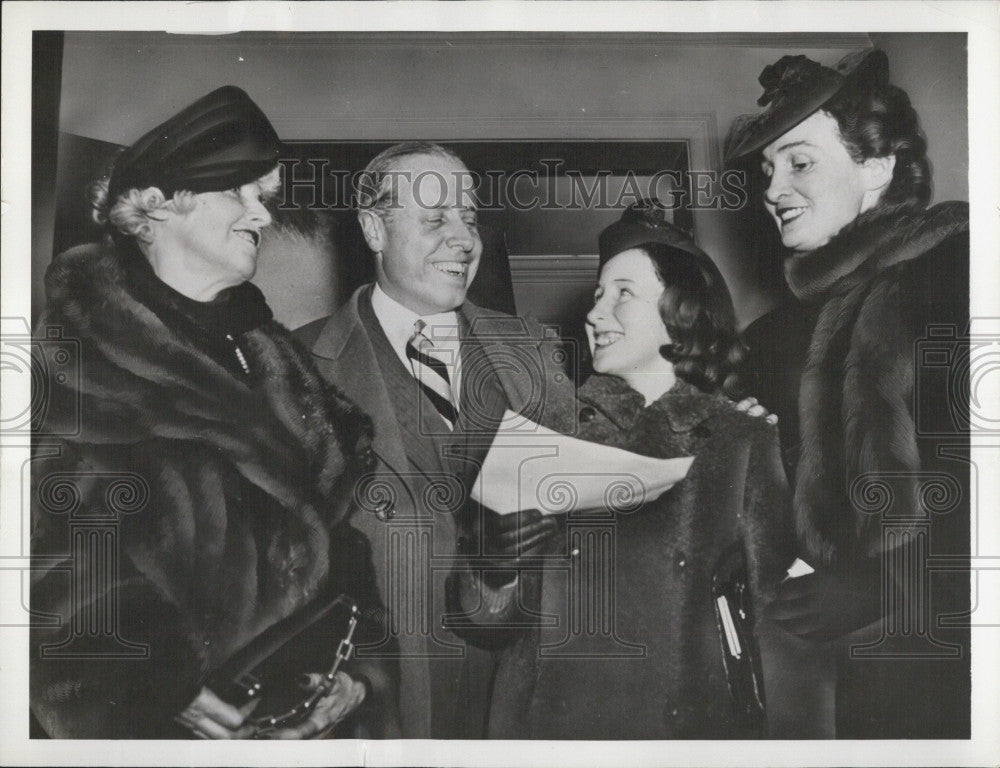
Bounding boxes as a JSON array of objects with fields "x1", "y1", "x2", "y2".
[
  {"x1": 175, "y1": 686, "x2": 260, "y2": 739},
  {"x1": 263, "y1": 671, "x2": 366, "y2": 739},
  {"x1": 176, "y1": 672, "x2": 366, "y2": 739},
  {"x1": 763, "y1": 568, "x2": 882, "y2": 642},
  {"x1": 734, "y1": 396, "x2": 778, "y2": 425}
]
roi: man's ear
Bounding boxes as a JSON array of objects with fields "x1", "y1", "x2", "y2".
[{"x1": 358, "y1": 210, "x2": 386, "y2": 253}]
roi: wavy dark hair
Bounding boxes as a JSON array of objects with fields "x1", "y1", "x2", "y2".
[
  {"x1": 635, "y1": 242, "x2": 746, "y2": 399},
  {"x1": 822, "y1": 81, "x2": 932, "y2": 210}
]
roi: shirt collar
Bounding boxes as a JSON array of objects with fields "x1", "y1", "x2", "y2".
[{"x1": 370, "y1": 283, "x2": 460, "y2": 358}]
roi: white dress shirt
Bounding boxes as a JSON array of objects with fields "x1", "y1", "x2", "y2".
[{"x1": 370, "y1": 283, "x2": 463, "y2": 407}]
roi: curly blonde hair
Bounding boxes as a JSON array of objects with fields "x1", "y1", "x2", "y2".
[
  {"x1": 90, "y1": 166, "x2": 281, "y2": 243},
  {"x1": 90, "y1": 181, "x2": 196, "y2": 243}
]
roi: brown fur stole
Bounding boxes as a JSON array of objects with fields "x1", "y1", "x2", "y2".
[{"x1": 789, "y1": 203, "x2": 969, "y2": 566}]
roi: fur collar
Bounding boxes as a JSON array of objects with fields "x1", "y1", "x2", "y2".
[
  {"x1": 577, "y1": 374, "x2": 717, "y2": 433},
  {"x1": 39, "y1": 242, "x2": 373, "y2": 517},
  {"x1": 784, "y1": 202, "x2": 969, "y2": 302}
]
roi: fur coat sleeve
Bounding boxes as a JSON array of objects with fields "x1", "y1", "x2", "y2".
[{"x1": 30, "y1": 243, "x2": 378, "y2": 738}]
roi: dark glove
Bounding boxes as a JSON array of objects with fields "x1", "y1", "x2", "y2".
[
  {"x1": 462, "y1": 504, "x2": 559, "y2": 589},
  {"x1": 763, "y1": 565, "x2": 883, "y2": 642}
]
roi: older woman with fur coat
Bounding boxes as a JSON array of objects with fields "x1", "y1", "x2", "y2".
[
  {"x1": 520, "y1": 203, "x2": 798, "y2": 739},
  {"x1": 30, "y1": 87, "x2": 394, "y2": 739},
  {"x1": 729, "y1": 49, "x2": 970, "y2": 738}
]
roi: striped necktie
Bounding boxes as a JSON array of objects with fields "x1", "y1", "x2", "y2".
[{"x1": 406, "y1": 319, "x2": 457, "y2": 429}]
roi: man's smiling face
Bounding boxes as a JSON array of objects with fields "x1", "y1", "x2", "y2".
[{"x1": 368, "y1": 152, "x2": 482, "y2": 315}]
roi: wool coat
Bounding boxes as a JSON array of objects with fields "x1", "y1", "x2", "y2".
[
  {"x1": 29, "y1": 243, "x2": 386, "y2": 738},
  {"x1": 522, "y1": 375, "x2": 795, "y2": 739},
  {"x1": 744, "y1": 201, "x2": 971, "y2": 738},
  {"x1": 295, "y1": 285, "x2": 576, "y2": 738}
]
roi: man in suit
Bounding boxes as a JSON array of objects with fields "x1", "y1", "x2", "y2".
[{"x1": 296, "y1": 142, "x2": 574, "y2": 738}]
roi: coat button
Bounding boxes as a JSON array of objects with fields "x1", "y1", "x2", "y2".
[
  {"x1": 579, "y1": 406, "x2": 596, "y2": 423},
  {"x1": 374, "y1": 499, "x2": 395, "y2": 521}
]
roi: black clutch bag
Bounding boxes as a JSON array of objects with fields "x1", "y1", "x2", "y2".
[
  {"x1": 711, "y1": 543, "x2": 767, "y2": 735},
  {"x1": 205, "y1": 592, "x2": 360, "y2": 738}
]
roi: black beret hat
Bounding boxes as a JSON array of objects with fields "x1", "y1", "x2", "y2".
[
  {"x1": 598, "y1": 199, "x2": 711, "y2": 272},
  {"x1": 725, "y1": 48, "x2": 889, "y2": 163},
  {"x1": 107, "y1": 85, "x2": 281, "y2": 202}
]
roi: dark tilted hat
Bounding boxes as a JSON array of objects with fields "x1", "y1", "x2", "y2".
[
  {"x1": 598, "y1": 199, "x2": 712, "y2": 272},
  {"x1": 725, "y1": 49, "x2": 889, "y2": 163},
  {"x1": 107, "y1": 85, "x2": 281, "y2": 203}
]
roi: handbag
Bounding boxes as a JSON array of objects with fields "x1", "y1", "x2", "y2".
[
  {"x1": 205, "y1": 592, "x2": 360, "y2": 738},
  {"x1": 711, "y1": 542, "x2": 767, "y2": 735}
]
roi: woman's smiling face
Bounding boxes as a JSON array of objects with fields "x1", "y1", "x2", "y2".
[
  {"x1": 761, "y1": 110, "x2": 872, "y2": 253},
  {"x1": 153, "y1": 174, "x2": 275, "y2": 294},
  {"x1": 586, "y1": 248, "x2": 672, "y2": 380}
]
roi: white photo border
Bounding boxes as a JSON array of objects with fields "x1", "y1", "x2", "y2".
[{"x1": 2, "y1": 2, "x2": 998, "y2": 766}]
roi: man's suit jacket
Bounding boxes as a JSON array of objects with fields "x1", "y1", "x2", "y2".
[{"x1": 295, "y1": 284, "x2": 574, "y2": 737}]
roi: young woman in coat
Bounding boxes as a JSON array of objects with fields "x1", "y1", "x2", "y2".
[
  {"x1": 524, "y1": 202, "x2": 799, "y2": 739},
  {"x1": 30, "y1": 86, "x2": 396, "y2": 739},
  {"x1": 728, "y1": 49, "x2": 970, "y2": 738}
]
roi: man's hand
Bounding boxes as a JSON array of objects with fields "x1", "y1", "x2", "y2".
[
  {"x1": 763, "y1": 567, "x2": 883, "y2": 642},
  {"x1": 734, "y1": 396, "x2": 778, "y2": 425},
  {"x1": 263, "y1": 672, "x2": 366, "y2": 740},
  {"x1": 465, "y1": 505, "x2": 559, "y2": 588},
  {"x1": 175, "y1": 686, "x2": 260, "y2": 739},
  {"x1": 483, "y1": 506, "x2": 559, "y2": 555}
]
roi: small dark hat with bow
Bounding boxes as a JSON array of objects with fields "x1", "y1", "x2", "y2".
[
  {"x1": 107, "y1": 85, "x2": 282, "y2": 203},
  {"x1": 598, "y1": 198, "x2": 711, "y2": 271},
  {"x1": 725, "y1": 49, "x2": 889, "y2": 163}
]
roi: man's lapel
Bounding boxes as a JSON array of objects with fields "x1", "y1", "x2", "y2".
[
  {"x1": 338, "y1": 285, "x2": 451, "y2": 475},
  {"x1": 379, "y1": 355, "x2": 451, "y2": 475},
  {"x1": 436, "y1": 307, "x2": 513, "y2": 482},
  {"x1": 461, "y1": 300, "x2": 577, "y2": 430},
  {"x1": 460, "y1": 301, "x2": 529, "y2": 415},
  {"x1": 310, "y1": 286, "x2": 415, "y2": 476}
]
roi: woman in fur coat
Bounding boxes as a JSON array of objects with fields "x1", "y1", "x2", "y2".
[
  {"x1": 728, "y1": 49, "x2": 970, "y2": 737},
  {"x1": 523, "y1": 202, "x2": 800, "y2": 739},
  {"x1": 30, "y1": 86, "x2": 394, "y2": 739}
]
